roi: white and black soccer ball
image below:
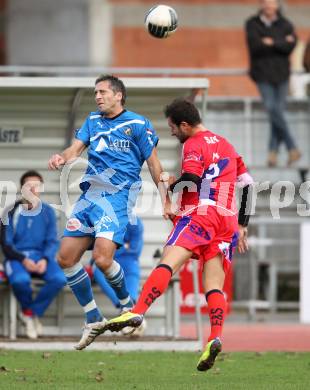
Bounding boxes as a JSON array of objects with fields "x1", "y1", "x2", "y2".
[{"x1": 144, "y1": 5, "x2": 178, "y2": 39}]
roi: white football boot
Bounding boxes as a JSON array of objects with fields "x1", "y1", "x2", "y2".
[{"x1": 74, "y1": 319, "x2": 108, "y2": 350}]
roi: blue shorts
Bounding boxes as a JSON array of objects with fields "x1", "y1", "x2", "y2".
[{"x1": 63, "y1": 188, "x2": 137, "y2": 246}]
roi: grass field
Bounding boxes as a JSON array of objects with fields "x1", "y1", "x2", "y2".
[{"x1": 0, "y1": 350, "x2": 309, "y2": 389}]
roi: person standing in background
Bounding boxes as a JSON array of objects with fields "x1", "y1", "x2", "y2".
[{"x1": 245, "y1": 0, "x2": 301, "y2": 167}]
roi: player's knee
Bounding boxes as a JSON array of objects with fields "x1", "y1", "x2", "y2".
[
  {"x1": 57, "y1": 251, "x2": 76, "y2": 269},
  {"x1": 93, "y1": 252, "x2": 113, "y2": 271}
]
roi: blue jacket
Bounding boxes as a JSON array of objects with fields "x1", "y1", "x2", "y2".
[{"x1": 0, "y1": 200, "x2": 59, "y2": 262}]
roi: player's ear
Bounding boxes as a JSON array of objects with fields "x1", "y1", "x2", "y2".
[
  {"x1": 115, "y1": 91, "x2": 123, "y2": 103},
  {"x1": 180, "y1": 121, "x2": 189, "y2": 131}
]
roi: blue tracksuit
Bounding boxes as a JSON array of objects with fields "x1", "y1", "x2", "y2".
[
  {"x1": 0, "y1": 200, "x2": 66, "y2": 316},
  {"x1": 93, "y1": 218, "x2": 144, "y2": 306}
]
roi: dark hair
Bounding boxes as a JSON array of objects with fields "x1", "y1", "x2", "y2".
[
  {"x1": 95, "y1": 74, "x2": 127, "y2": 105},
  {"x1": 164, "y1": 98, "x2": 201, "y2": 126},
  {"x1": 20, "y1": 170, "x2": 43, "y2": 187}
]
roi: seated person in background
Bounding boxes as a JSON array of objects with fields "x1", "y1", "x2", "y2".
[
  {"x1": 0, "y1": 170, "x2": 66, "y2": 339},
  {"x1": 89, "y1": 217, "x2": 145, "y2": 334}
]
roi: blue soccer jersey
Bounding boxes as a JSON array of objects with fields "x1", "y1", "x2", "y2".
[
  {"x1": 75, "y1": 109, "x2": 158, "y2": 192},
  {"x1": 64, "y1": 109, "x2": 158, "y2": 244}
]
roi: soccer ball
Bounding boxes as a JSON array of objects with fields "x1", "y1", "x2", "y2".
[{"x1": 144, "y1": 5, "x2": 178, "y2": 39}]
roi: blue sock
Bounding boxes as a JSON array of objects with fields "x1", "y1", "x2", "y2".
[
  {"x1": 103, "y1": 261, "x2": 132, "y2": 309},
  {"x1": 64, "y1": 263, "x2": 103, "y2": 324}
]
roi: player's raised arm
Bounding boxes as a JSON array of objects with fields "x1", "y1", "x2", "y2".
[
  {"x1": 146, "y1": 147, "x2": 163, "y2": 186},
  {"x1": 146, "y1": 148, "x2": 174, "y2": 220},
  {"x1": 48, "y1": 139, "x2": 87, "y2": 170}
]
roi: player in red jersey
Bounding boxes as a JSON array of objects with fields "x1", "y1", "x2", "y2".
[{"x1": 106, "y1": 99, "x2": 253, "y2": 371}]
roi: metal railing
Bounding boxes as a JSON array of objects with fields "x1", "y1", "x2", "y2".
[
  {"x1": 0, "y1": 65, "x2": 307, "y2": 77},
  {"x1": 0, "y1": 66, "x2": 249, "y2": 77}
]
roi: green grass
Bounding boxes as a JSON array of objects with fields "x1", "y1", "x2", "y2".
[{"x1": 0, "y1": 350, "x2": 309, "y2": 389}]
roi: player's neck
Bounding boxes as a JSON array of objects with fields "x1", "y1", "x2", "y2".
[
  {"x1": 191, "y1": 124, "x2": 206, "y2": 135},
  {"x1": 104, "y1": 107, "x2": 124, "y2": 119}
]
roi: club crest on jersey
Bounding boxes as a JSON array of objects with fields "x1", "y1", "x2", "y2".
[
  {"x1": 66, "y1": 218, "x2": 81, "y2": 232},
  {"x1": 124, "y1": 128, "x2": 132, "y2": 136}
]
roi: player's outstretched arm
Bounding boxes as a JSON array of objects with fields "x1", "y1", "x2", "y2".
[
  {"x1": 146, "y1": 148, "x2": 175, "y2": 219},
  {"x1": 146, "y1": 148, "x2": 163, "y2": 185},
  {"x1": 48, "y1": 139, "x2": 87, "y2": 170}
]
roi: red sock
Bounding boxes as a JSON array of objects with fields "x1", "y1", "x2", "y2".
[
  {"x1": 206, "y1": 289, "x2": 226, "y2": 341},
  {"x1": 132, "y1": 264, "x2": 172, "y2": 315}
]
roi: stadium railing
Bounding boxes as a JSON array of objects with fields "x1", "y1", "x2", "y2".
[{"x1": 237, "y1": 217, "x2": 301, "y2": 321}]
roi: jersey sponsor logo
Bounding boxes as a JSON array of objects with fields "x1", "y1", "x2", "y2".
[
  {"x1": 66, "y1": 218, "x2": 81, "y2": 232},
  {"x1": 184, "y1": 152, "x2": 202, "y2": 162},
  {"x1": 90, "y1": 119, "x2": 145, "y2": 141},
  {"x1": 95, "y1": 136, "x2": 130, "y2": 152},
  {"x1": 204, "y1": 135, "x2": 219, "y2": 144},
  {"x1": 95, "y1": 138, "x2": 109, "y2": 152}
]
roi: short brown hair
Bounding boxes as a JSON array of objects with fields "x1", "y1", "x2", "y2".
[
  {"x1": 164, "y1": 98, "x2": 201, "y2": 126},
  {"x1": 95, "y1": 74, "x2": 127, "y2": 105},
  {"x1": 20, "y1": 170, "x2": 43, "y2": 187}
]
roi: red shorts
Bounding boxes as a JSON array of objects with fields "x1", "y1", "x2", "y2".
[{"x1": 165, "y1": 207, "x2": 239, "y2": 273}]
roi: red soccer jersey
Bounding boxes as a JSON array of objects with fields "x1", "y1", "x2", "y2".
[{"x1": 177, "y1": 129, "x2": 248, "y2": 216}]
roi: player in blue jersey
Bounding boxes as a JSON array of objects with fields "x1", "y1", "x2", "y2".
[
  {"x1": 0, "y1": 170, "x2": 66, "y2": 339},
  {"x1": 48, "y1": 75, "x2": 168, "y2": 349}
]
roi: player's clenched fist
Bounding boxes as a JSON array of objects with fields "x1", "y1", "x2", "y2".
[{"x1": 48, "y1": 154, "x2": 65, "y2": 170}]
